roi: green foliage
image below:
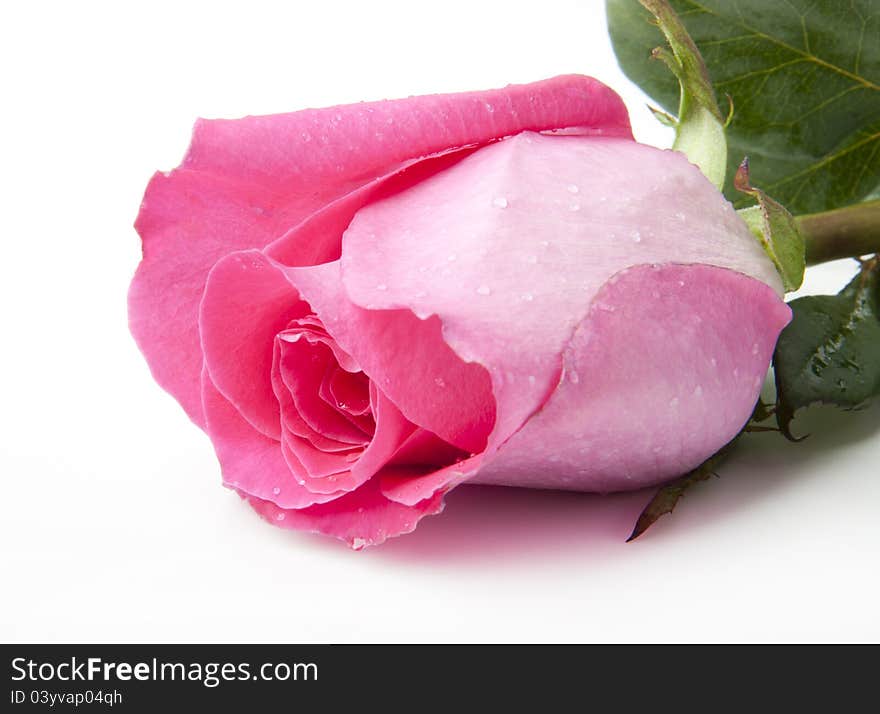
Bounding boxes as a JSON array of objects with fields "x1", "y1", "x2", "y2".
[
  {"x1": 607, "y1": 0, "x2": 880, "y2": 214},
  {"x1": 774, "y1": 258, "x2": 880, "y2": 438}
]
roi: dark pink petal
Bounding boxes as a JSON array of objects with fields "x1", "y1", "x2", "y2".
[
  {"x1": 386, "y1": 428, "x2": 469, "y2": 468},
  {"x1": 272, "y1": 343, "x2": 367, "y2": 452},
  {"x1": 130, "y1": 76, "x2": 631, "y2": 426},
  {"x1": 242, "y1": 477, "x2": 445, "y2": 549},
  {"x1": 471, "y1": 264, "x2": 792, "y2": 491},
  {"x1": 284, "y1": 261, "x2": 496, "y2": 453},
  {"x1": 277, "y1": 335, "x2": 374, "y2": 443},
  {"x1": 184, "y1": 75, "x2": 631, "y2": 192},
  {"x1": 129, "y1": 171, "x2": 297, "y2": 426},
  {"x1": 321, "y1": 367, "x2": 371, "y2": 416},
  {"x1": 201, "y1": 369, "x2": 337, "y2": 508},
  {"x1": 380, "y1": 454, "x2": 482, "y2": 507},
  {"x1": 200, "y1": 251, "x2": 308, "y2": 439}
]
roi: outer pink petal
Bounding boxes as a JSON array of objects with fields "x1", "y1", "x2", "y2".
[
  {"x1": 471, "y1": 264, "x2": 792, "y2": 491},
  {"x1": 200, "y1": 251, "x2": 308, "y2": 439},
  {"x1": 201, "y1": 369, "x2": 338, "y2": 508},
  {"x1": 340, "y1": 132, "x2": 784, "y2": 481},
  {"x1": 243, "y1": 477, "x2": 445, "y2": 549},
  {"x1": 130, "y1": 75, "x2": 632, "y2": 426}
]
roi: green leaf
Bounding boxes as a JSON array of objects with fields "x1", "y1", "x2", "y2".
[
  {"x1": 734, "y1": 157, "x2": 806, "y2": 291},
  {"x1": 637, "y1": 0, "x2": 728, "y2": 188},
  {"x1": 773, "y1": 257, "x2": 880, "y2": 438},
  {"x1": 607, "y1": 0, "x2": 880, "y2": 214}
]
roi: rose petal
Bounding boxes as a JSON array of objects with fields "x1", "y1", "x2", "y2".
[
  {"x1": 284, "y1": 261, "x2": 495, "y2": 453},
  {"x1": 340, "y1": 132, "x2": 784, "y2": 467},
  {"x1": 470, "y1": 264, "x2": 792, "y2": 491},
  {"x1": 201, "y1": 368, "x2": 338, "y2": 508},
  {"x1": 242, "y1": 477, "x2": 445, "y2": 549},
  {"x1": 130, "y1": 75, "x2": 631, "y2": 426},
  {"x1": 200, "y1": 251, "x2": 309, "y2": 439}
]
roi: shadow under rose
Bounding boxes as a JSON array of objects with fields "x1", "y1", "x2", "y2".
[
  {"x1": 271, "y1": 402, "x2": 878, "y2": 566},
  {"x1": 623, "y1": 400, "x2": 880, "y2": 539},
  {"x1": 369, "y1": 484, "x2": 653, "y2": 567}
]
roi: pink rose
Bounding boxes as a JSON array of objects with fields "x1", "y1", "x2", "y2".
[{"x1": 129, "y1": 75, "x2": 790, "y2": 548}]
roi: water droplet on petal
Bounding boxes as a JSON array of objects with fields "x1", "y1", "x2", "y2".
[
  {"x1": 434, "y1": 377, "x2": 446, "y2": 387},
  {"x1": 567, "y1": 184, "x2": 579, "y2": 194},
  {"x1": 276, "y1": 512, "x2": 286, "y2": 521},
  {"x1": 447, "y1": 253, "x2": 457, "y2": 262},
  {"x1": 693, "y1": 385, "x2": 703, "y2": 397},
  {"x1": 631, "y1": 230, "x2": 642, "y2": 243},
  {"x1": 568, "y1": 370, "x2": 580, "y2": 384},
  {"x1": 528, "y1": 375, "x2": 536, "y2": 386},
  {"x1": 272, "y1": 487, "x2": 281, "y2": 495},
  {"x1": 376, "y1": 283, "x2": 387, "y2": 291},
  {"x1": 521, "y1": 293, "x2": 534, "y2": 302},
  {"x1": 492, "y1": 196, "x2": 508, "y2": 209},
  {"x1": 352, "y1": 537, "x2": 367, "y2": 550},
  {"x1": 569, "y1": 202, "x2": 580, "y2": 212},
  {"x1": 476, "y1": 285, "x2": 491, "y2": 295},
  {"x1": 751, "y1": 343, "x2": 759, "y2": 355},
  {"x1": 675, "y1": 211, "x2": 686, "y2": 221}
]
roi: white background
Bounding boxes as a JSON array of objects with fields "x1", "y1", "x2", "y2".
[{"x1": 2, "y1": 0, "x2": 877, "y2": 643}]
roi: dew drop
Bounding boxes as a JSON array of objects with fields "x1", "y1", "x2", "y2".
[
  {"x1": 678, "y1": 280, "x2": 685, "y2": 287},
  {"x1": 528, "y1": 375, "x2": 536, "y2": 386},
  {"x1": 352, "y1": 537, "x2": 367, "y2": 550},
  {"x1": 376, "y1": 283, "x2": 387, "y2": 291},
  {"x1": 568, "y1": 370, "x2": 580, "y2": 384},
  {"x1": 567, "y1": 184, "x2": 579, "y2": 194},
  {"x1": 693, "y1": 385, "x2": 703, "y2": 397},
  {"x1": 569, "y1": 202, "x2": 580, "y2": 212},
  {"x1": 631, "y1": 230, "x2": 642, "y2": 243},
  {"x1": 485, "y1": 102, "x2": 495, "y2": 113},
  {"x1": 357, "y1": 507, "x2": 365, "y2": 513},
  {"x1": 415, "y1": 290, "x2": 427, "y2": 298},
  {"x1": 447, "y1": 253, "x2": 457, "y2": 262},
  {"x1": 675, "y1": 211, "x2": 686, "y2": 221},
  {"x1": 434, "y1": 377, "x2": 446, "y2": 388},
  {"x1": 276, "y1": 512, "x2": 286, "y2": 521},
  {"x1": 492, "y1": 196, "x2": 508, "y2": 209},
  {"x1": 476, "y1": 285, "x2": 491, "y2": 295},
  {"x1": 521, "y1": 292, "x2": 534, "y2": 302},
  {"x1": 751, "y1": 343, "x2": 759, "y2": 355},
  {"x1": 272, "y1": 487, "x2": 281, "y2": 496}
]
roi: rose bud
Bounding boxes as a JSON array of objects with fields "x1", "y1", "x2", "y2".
[{"x1": 129, "y1": 75, "x2": 790, "y2": 548}]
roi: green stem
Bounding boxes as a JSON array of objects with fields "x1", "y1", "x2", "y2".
[{"x1": 797, "y1": 200, "x2": 880, "y2": 266}]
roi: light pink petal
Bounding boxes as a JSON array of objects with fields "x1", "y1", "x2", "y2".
[
  {"x1": 201, "y1": 369, "x2": 337, "y2": 509},
  {"x1": 284, "y1": 261, "x2": 496, "y2": 454},
  {"x1": 340, "y1": 132, "x2": 784, "y2": 470},
  {"x1": 471, "y1": 264, "x2": 792, "y2": 491},
  {"x1": 200, "y1": 251, "x2": 308, "y2": 439},
  {"x1": 130, "y1": 76, "x2": 631, "y2": 426},
  {"x1": 242, "y1": 477, "x2": 445, "y2": 549}
]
